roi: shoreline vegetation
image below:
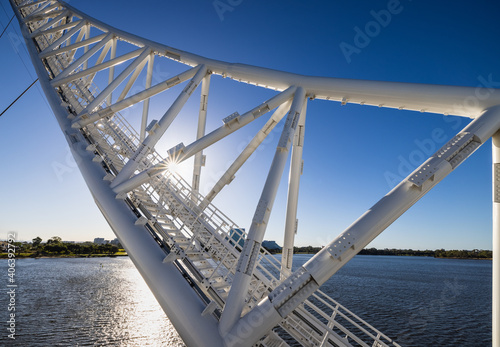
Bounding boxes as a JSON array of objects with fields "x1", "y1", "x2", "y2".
[
  {"x1": 274, "y1": 246, "x2": 492, "y2": 260},
  {"x1": 0, "y1": 236, "x2": 127, "y2": 259},
  {"x1": 1, "y1": 236, "x2": 493, "y2": 260},
  {"x1": 0, "y1": 252, "x2": 128, "y2": 259}
]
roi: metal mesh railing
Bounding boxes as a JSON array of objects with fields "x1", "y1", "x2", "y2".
[{"x1": 19, "y1": 2, "x2": 401, "y2": 346}]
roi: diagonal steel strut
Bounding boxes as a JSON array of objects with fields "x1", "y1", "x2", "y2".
[
  {"x1": 219, "y1": 86, "x2": 307, "y2": 336},
  {"x1": 223, "y1": 105, "x2": 500, "y2": 346}
]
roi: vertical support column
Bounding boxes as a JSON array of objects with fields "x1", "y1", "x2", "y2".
[
  {"x1": 225, "y1": 106, "x2": 500, "y2": 347},
  {"x1": 110, "y1": 64, "x2": 207, "y2": 188},
  {"x1": 202, "y1": 101, "x2": 291, "y2": 206},
  {"x1": 82, "y1": 24, "x2": 89, "y2": 70},
  {"x1": 140, "y1": 53, "x2": 154, "y2": 142},
  {"x1": 281, "y1": 99, "x2": 308, "y2": 278},
  {"x1": 68, "y1": 22, "x2": 86, "y2": 61},
  {"x1": 192, "y1": 73, "x2": 211, "y2": 198},
  {"x1": 219, "y1": 87, "x2": 306, "y2": 337},
  {"x1": 493, "y1": 131, "x2": 500, "y2": 347},
  {"x1": 106, "y1": 36, "x2": 117, "y2": 106}
]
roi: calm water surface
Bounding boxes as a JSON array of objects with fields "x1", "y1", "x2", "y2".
[
  {"x1": 296, "y1": 254, "x2": 492, "y2": 347},
  {"x1": 0, "y1": 255, "x2": 492, "y2": 346},
  {"x1": 0, "y1": 257, "x2": 184, "y2": 346}
]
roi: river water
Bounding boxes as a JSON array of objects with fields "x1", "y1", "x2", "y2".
[{"x1": 0, "y1": 255, "x2": 492, "y2": 346}]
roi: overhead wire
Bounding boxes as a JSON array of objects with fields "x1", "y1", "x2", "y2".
[
  {"x1": 0, "y1": 78, "x2": 39, "y2": 117},
  {"x1": 0, "y1": 0, "x2": 52, "y2": 112},
  {"x1": 0, "y1": 14, "x2": 13, "y2": 39}
]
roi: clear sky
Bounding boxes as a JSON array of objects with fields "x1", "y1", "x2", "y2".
[{"x1": 1, "y1": 0, "x2": 500, "y2": 250}]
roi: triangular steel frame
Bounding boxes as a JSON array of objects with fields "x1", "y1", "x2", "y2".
[{"x1": 9, "y1": 1, "x2": 500, "y2": 346}]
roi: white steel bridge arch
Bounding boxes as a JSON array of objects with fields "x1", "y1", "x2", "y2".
[{"x1": 6, "y1": 0, "x2": 499, "y2": 346}]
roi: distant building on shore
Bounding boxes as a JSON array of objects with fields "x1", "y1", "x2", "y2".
[
  {"x1": 93, "y1": 238, "x2": 120, "y2": 246},
  {"x1": 93, "y1": 238, "x2": 106, "y2": 245},
  {"x1": 262, "y1": 240, "x2": 282, "y2": 252}
]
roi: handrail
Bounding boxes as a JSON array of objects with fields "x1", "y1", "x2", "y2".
[{"x1": 13, "y1": 1, "x2": 402, "y2": 345}]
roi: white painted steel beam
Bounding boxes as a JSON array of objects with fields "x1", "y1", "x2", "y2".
[
  {"x1": 50, "y1": 47, "x2": 143, "y2": 87},
  {"x1": 85, "y1": 40, "x2": 113, "y2": 85},
  {"x1": 106, "y1": 37, "x2": 117, "y2": 106},
  {"x1": 110, "y1": 64, "x2": 208, "y2": 188},
  {"x1": 192, "y1": 73, "x2": 211, "y2": 196},
  {"x1": 29, "y1": 1, "x2": 59, "y2": 17},
  {"x1": 494, "y1": 132, "x2": 500, "y2": 347},
  {"x1": 225, "y1": 106, "x2": 500, "y2": 347},
  {"x1": 204, "y1": 100, "x2": 291, "y2": 204},
  {"x1": 82, "y1": 24, "x2": 89, "y2": 70},
  {"x1": 10, "y1": 3, "x2": 225, "y2": 345},
  {"x1": 178, "y1": 87, "x2": 297, "y2": 162},
  {"x1": 49, "y1": 32, "x2": 113, "y2": 81},
  {"x1": 12, "y1": 1, "x2": 500, "y2": 346},
  {"x1": 18, "y1": 0, "x2": 52, "y2": 11},
  {"x1": 281, "y1": 99, "x2": 307, "y2": 277},
  {"x1": 39, "y1": 33, "x2": 107, "y2": 59},
  {"x1": 140, "y1": 53, "x2": 154, "y2": 141},
  {"x1": 80, "y1": 47, "x2": 151, "y2": 114},
  {"x1": 111, "y1": 87, "x2": 296, "y2": 195},
  {"x1": 116, "y1": 55, "x2": 148, "y2": 102},
  {"x1": 73, "y1": 66, "x2": 198, "y2": 128},
  {"x1": 23, "y1": 1, "x2": 59, "y2": 21},
  {"x1": 28, "y1": 9, "x2": 69, "y2": 37},
  {"x1": 31, "y1": 18, "x2": 78, "y2": 38},
  {"x1": 38, "y1": 19, "x2": 86, "y2": 55},
  {"x1": 67, "y1": 21, "x2": 88, "y2": 61},
  {"x1": 46, "y1": 2, "x2": 500, "y2": 119},
  {"x1": 219, "y1": 87, "x2": 306, "y2": 336}
]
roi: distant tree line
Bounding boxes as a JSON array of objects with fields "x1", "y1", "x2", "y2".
[
  {"x1": 359, "y1": 248, "x2": 435, "y2": 257},
  {"x1": 7, "y1": 237, "x2": 492, "y2": 260},
  {"x1": 263, "y1": 245, "x2": 492, "y2": 259},
  {"x1": 5, "y1": 236, "x2": 121, "y2": 257},
  {"x1": 293, "y1": 246, "x2": 322, "y2": 254},
  {"x1": 353, "y1": 247, "x2": 492, "y2": 259},
  {"x1": 433, "y1": 248, "x2": 492, "y2": 259}
]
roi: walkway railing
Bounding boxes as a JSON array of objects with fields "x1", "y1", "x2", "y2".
[{"x1": 10, "y1": 1, "x2": 421, "y2": 345}]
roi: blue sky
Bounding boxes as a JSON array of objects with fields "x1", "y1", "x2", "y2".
[{"x1": 1, "y1": 0, "x2": 499, "y2": 250}]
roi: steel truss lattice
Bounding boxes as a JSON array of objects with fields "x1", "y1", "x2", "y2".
[{"x1": 9, "y1": 0, "x2": 500, "y2": 346}]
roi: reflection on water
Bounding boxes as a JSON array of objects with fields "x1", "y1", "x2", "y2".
[
  {"x1": 0, "y1": 257, "x2": 185, "y2": 346},
  {"x1": 0, "y1": 255, "x2": 492, "y2": 346},
  {"x1": 292, "y1": 254, "x2": 492, "y2": 347}
]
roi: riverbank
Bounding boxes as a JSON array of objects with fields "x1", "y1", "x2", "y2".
[
  {"x1": 269, "y1": 247, "x2": 493, "y2": 259},
  {"x1": 0, "y1": 251, "x2": 128, "y2": 259}
]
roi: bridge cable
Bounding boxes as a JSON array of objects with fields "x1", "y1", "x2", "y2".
[
  {"x1": 0, "y1": 78, "x2": 39, "y2": 117},
  {"x1": 0, "y1": 15, "x2": 13, "y2": 39},
  {"x1": 0, "y1": 1, "x2": 52, "y2": 113}
]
